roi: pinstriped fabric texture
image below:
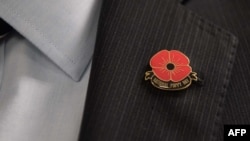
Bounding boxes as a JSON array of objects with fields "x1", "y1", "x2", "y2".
[
  {"x1": 79, "y1": 0, "x2": 237, "y2": 140},
  {"x1": 187, "y1": 0, "x2": 250, "y2": 140}
]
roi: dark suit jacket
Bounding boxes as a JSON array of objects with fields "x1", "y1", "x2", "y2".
[{"x1": 79, "y1": 0, "x2": 250, "y2": 140}]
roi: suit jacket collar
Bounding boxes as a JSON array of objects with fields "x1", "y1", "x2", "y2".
[
  {"x1": 0, "y1": 0, "x2": 102, "y2": 81},
  {"x1": 80, "y1": 0, "x2": 238, "y2": 140}
]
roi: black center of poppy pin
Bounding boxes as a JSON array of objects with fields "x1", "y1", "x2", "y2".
[{"x1": 166, "y1": 63, "x2": 175, "y2": 70}]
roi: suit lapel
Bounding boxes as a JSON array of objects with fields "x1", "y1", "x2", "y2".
[
  {"x1": 80, "y1": 0, "x2": 237, "y2": 140},
  {"x1": 187, "y1": 0, "x2": 250, "y2": 140}
]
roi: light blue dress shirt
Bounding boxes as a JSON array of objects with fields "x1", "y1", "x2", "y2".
[{"x1": 0, "y1": 0, "x2": 101, "y2": 141}]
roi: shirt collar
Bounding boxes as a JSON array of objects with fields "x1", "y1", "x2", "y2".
[{"x1": 0, "y1": 0, "x2": 101, "y2": 81}]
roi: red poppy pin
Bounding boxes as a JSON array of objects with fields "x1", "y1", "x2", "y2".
[{"x1": 145, "y1": 50, "x2": 198, "y2": 91}]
